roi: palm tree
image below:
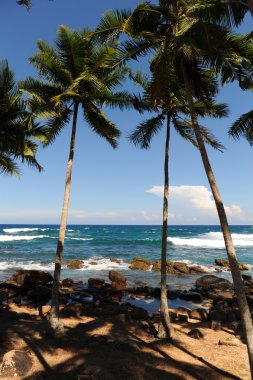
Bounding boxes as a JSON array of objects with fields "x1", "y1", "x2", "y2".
[
  {"x1": 21, "y1": 25, "x2": 131, "y2": 334},
  {"x1": 130, "y1": 67, "x2": 227, "y2": 338},
  {"x1": 0, "y1": 59, "x2": 43, "y2": 176},
  {"x1": 95, "y1": 1, "x2": 253, "y2": 373}
]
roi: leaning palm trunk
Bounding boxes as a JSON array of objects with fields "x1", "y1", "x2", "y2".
[
  {"x1": 182, "y1": 62, "x2": 253, "y2": 377},
  {"x1": 158, "y1": 114, "x2": 175, "y2": 339},
  {"x1": 50, "y1": 103, "x2": 79, "y2": 334}
]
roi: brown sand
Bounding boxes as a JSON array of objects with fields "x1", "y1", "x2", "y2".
[{"x1": 0, "y1": 303, "x2": 250, "y2": 380}]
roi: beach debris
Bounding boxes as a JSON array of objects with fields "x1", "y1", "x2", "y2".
[{"x1": 0, "y1": 350, "x2": 32, "y2": 378}]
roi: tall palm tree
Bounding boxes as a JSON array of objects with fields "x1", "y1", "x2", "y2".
[
  {"x1": 21, "y1": 25, "x2": 131, "y2": 334},
  {"x1": 95, "y1": 1, "x2": 253, "y2": 373},
  {"x1": 0, "y1": 59, "x2": 43, "y2": 176},
  {"x1": 130, "y1": 67, "x2": 227, "y2": 338}
]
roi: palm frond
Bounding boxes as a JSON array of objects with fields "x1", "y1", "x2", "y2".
[
  {"x1": 130, "y1": 114, "x2": 165, "y2": 149},
  {"x1": 229, "y1": 110, "x2": 253, "y2": 145}
]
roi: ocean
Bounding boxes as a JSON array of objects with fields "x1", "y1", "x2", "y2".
[{"x1": 0, "y1": 224, "x2": 252, "y2": 289}]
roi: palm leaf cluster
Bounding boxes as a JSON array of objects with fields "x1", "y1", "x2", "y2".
[{"x1": 0, "y1": 60, "x2": 42, "y2": 176}]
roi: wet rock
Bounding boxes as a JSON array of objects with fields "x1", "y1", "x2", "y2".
[
  {"x1": 1, "y1": 350, "x2": 32, "y2": 377},
  {"x1": 88, "y1": 278, "x2": 105, "y2": 288},
  {"x1": 129, "y1": 258, "x2": 151, "y2": 271},
  {"x1": 109, "y1": 270, "x2": 126, "y2": 283},
  {"x1": 189, "y1": 265, "x2": 206, "y2": 274},
  {"x1": 109, "y1": 258, "x2": 121, "y2": 264},
  {"x1": 215, "y1": 259, "x2": 249, "y2": 271},
  {"x1": 90, "y1": 262, "x2": 98, "y2": 265},
  {"x1": 189, "y1": 308, "x2": 208, "y2": 321},
  {"x1": 61, "y1": 304, "x2": 83, "y2": 318},
  {"x1": 242, "y1": 274, "x2": 252, "y2": 281},
  {"x1": 130, "y1": 306, "x2": 148, "y2": 320},
  {"x1": 173, "y1": 262, "x2": 189, "y2": 274},
  {"x1": 62, "y1": 278, "x2": 75, "y2": 288},
  {"x1": 152, "y1": 260, "x2": 162, "y2": 271},
  {"x1": 196, "y1": 275, "x2": 232, "y2": 292},
  {"x1": 188, "y1": 328, "x2": 205, "y2": 339},
  {"x1": 111, "y1": 281, "x2": 127, "y2": 291},
  {"x1": 10, "y1": 270, "x2": 53, "y2": 287},
  {"x1": 167, "y1": 290, "x2": 179, "y2": 300},
  {"x1": 180, "y1": 291, "x2": 203, "y2": 303},
  {"x1": 66, "y1": 259, "x2": 84, "y2": 270}
]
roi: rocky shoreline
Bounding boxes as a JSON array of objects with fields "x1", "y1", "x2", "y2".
[{"x1": 0, "y1": 268, "x2": 252, "y2": 378}]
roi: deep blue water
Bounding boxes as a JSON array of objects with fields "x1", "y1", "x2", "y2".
[{"x1": 0, "y1": 224, "x2": 252, "y2": 287}]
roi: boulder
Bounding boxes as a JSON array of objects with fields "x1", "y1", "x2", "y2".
[
  {"x1": 129, "y1": 258, "x2": 151, "y2": 271},
  {"x1": 152, "y1": 260, "x2": 162, "y2": 271},
  {"x1": 195, "y1": 275, "x2": 232, "y2": 292},
  {"x1": 1, "y1": 350, "x2": 32, "y2": 377},
  {"x1": 215, "y1": 259, "x2": 249, "y2": 271},
  {"x1": 189, "y1": 265, "x2": 206, "y2": 274},
  {"x1": 173, "y1": 262, "x2": 189, "y2": 274},
  {"x1": 0, "y1": 310, "x2": 20, "y2": 320},
  {"x1": 88, "y1": 278, "x2": 105, "y2": 288},
  {"x1": 130, "y1": 306, "x2": 149, "y2": 320},
  {"x1": 27, "y1": 286, "x2": 51, "y2": 303},
  {"x1": 188, "y1": 328, "x2": 205, "y2": 339},
  {"x1": 109, "y1": 270, "x2": 126, "y2": 283},
  {"x1": 62, "y1": 278, "x2": 75, "y2": 288},
  {"x1": 189, "y1": 308, "x2": 208, "y2": 321},
  {"x1": 242, "y1": 274, "x2": 252, "y2": 281},
  {"x1": 10, "y1": 270, "x2": 53, "y2": 287},
  {"x1": 66, "y1": 259, "x2": 84, "y2": 270},
  {"x1": 111, "y1": 281, "x2": 127, "y2": 291},
  {"x1": 207, "y1": 290, "x2": 233, "y2": 302},
  {"x1": 180, "y1": 291, "x2": 203, "y2": 303}
]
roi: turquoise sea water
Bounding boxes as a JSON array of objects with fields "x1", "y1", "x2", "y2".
[{"x1": 0, "y1": 224, "x2": 252, "y2": 288}]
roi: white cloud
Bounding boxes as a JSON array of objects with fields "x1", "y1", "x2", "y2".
[{"x1": 146, "y1": 185, "x2": 251, "y2": 224}]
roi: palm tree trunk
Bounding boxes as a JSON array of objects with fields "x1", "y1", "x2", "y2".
[
  {"x1": 158, "y1": 114, "x2": 175, "y2": 339},
  {"x1": 182, "y1": 61, "x2": 253, "y2": 378},
  {"x1": 49, "y1": 103, "x2": 79, "y2": 335}
]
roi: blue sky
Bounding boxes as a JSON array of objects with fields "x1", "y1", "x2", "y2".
[{"x1": 0, "y1": 0, "x2": 253, "y2": 225}]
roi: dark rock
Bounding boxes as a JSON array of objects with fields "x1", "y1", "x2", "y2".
[
  {"x1": 0, "y1": 310, "x2": 20, "y2": 320},
  {"x1": 211, "y1": 320, "x2": 221, "y2": 331},
  {"x1": 10, "y1": 270, "x2": 53, "y2": 287},
  {"x1": 210, "y1": 309, "x2": 227, "y2": 323},
  {"x1": 207, "y1": 290, "x2": 233, "y2": 302},
  {"x1": 188, "y1": 328, "x2": 205, "y2": 339},
  {"x1": 88, "y1": 278, "x2": 105, "y2": 288},
  {"x1": 226, "y1": 311, "x2": 237, "y2": 323},
  {"x1": 27, "y1": 286, "x2": 51, "y2": 303},
  {"x1": 61, "y1": 304, "x2": 83, "y2": 318},
  {"x1": 247, "y1": 295, "x2": 253, "y2": 306},
  {"x1": 178, "y1": 314, "x2": 188, "y2": 322},
  {"x1": 129, "y1": 258, "x2": 151, "y2": 271},
  {"x1": 130, "y1": 306, "x2": 148, "y2": 320},
  {"x1": 1, "y1": 350, "x2": 32, "y2": 377},
  {"x1": 189, "y1": 308, "x2": 208, "y2": 321},
  {"x1": 180, "y1": 291, "x2": 203, "y2": 303},
  {"x1": 196, "y1": 275, "x2": 232, "y2": 291},
  {"x1": 167, "y1": 290, "x2": 179, "y2": 300},
  {"x1": 242, "y1": 274, "x2": 252, "y2": 281},
  {"x1": 109, "y1": 270, "x2": 126, "y2": 283},
  {"x1": 62, "y1": 278, "x2": 75, "y2": 288},
  {"x1": 153, "y1": 287, "x2": 161, "y2": 297},
  {"x1": 111, "y1": 281, "x2": 127, "y2": 291},
  {"x1": 66, "y1": 259, "x2": 84, "y2": 270}
]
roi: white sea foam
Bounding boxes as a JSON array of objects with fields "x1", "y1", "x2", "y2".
[
  {"x1": 0, "y1": 260, "x2": 54, "y2": 271},
  {"x1": 3, "y1": 228, "x2": 42, "y2": 233},
  {"x1": 0, "y1": 235, "x2": 49, "y2": 242},
  {"x1": 74, "y1": 257, "x2": 129, "y2": 271},
  {"x1": 168, "y1": 231, "x2": 253, "y2": 248},
  {"x1": 67, "y1": 237, "x2": 94, "y2": 241}
]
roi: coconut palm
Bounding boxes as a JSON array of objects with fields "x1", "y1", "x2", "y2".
[
  {"x1": 20, "y1": 25, "x2": 131, "y2": 334},
  {"x1": 95, "y1": 1, "x2": 253, "y2": 372},
  {"x1": 0, "y1": 59, "x2": 43, "y2": 176},
  {"x1": 130, "y1": 66, "x2": 227, "y2": 338}
]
